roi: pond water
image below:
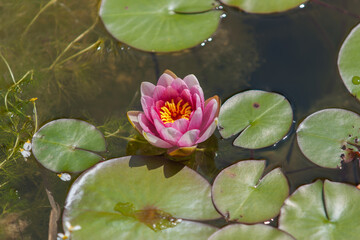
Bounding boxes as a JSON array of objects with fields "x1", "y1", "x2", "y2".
[{"x1": 1, "y1": 0, "x2": 360, "y2": 239}]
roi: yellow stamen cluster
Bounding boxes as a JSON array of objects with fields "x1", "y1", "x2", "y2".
[{"x1": 160, "y1": 99, "x2": 192, "y2": 124}]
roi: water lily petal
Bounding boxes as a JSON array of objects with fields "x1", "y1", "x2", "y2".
[
  {"x1": 183, "y1": 74, "x2": 200, "y2": 89},
  {"x1": 192, "y1": 93, "x2": 202, "y2": 110},
  {"x1": 180, "y1": 89, "x2": 193, "y2": 106},
  {"x1": 140, "y1": 82, "x2": 155, "y2": 97},
  {"x1": 127, "y1": 111, "x2": 143, "y2": 133},
  {"x1": 160, "y1": 127, "x2": 183, "y2": 145},
  {"x1": 178, "y1": 129, "x2": 200, "y2": 147},
  {"x1": 201, "y1": 98, "x2": 219, "y2": 132},
  {"x1": 141, "y1": 96, "x2": 154, "y2": 120},
  {"x1": 155, "y1": 100, "x2": 164, "y2": 112},
  {"x1": 143, "y1": 131, "x2": 173, "y2": 149},
  {"x1": 171, "y1": 78, "x2": 188, "y2": 93},
  {"x1": 157, "y1": 73, "x2": 174, "y2": 87},
  {"x1": 188, "y1": 107, "x2": 203, "y2": 130},
  {"x1": 153, "y1": 118, "x2": 165, "y2": 135},
  {"x1": 190, "y1": 85, "x2": 204, "y2": 105},
  {"x1": 204, "y1": 96, "x2": 220, "y2": 113},
  {"x1": 138, "y1": 113, "x2": 157, "y2": 136},
  {"x1": 153, "y1": 85, "x2": 166, "y2": 101},
  {"x1": 151, "y1": 108, "x2": 163, "y2": 126},
  {"x1": 163, "y1": 86, "x2": 179, "y2": 102},
  {"x1": 196, "y1": 118, "x2": 218, "y2": 144},
  {"x1": 172, "y1": 118, "x2": 189, "y2": 133}
]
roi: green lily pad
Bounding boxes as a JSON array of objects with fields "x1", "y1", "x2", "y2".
[
  {"x1": 279, "y1": 180, "x2": 360, "y2": 240},
  {"x1": 220, "y1": 0, "x2": 307, "y2": 14},
  {"x1": 63, "y1": 156, "x2": 220, "y2": 239},
  {"x1": 218, "y1": 90, "x2": 293, "y2": 149},
  {"x1": 297, "y1": 109, "x2": 360, "y2": 168},
  {"x1": 32, "y1": 119, "x2": 106, "y2": 173},
  {"x1": 212, "y1": 160, "x2": 289, "y2": 223},
  {"x1": 338, "y1": 23, "x2": 360, "y2": 100},
  {"x1": 99, "y1": 0, "x2": 222, "y2": 52},
  {"x1": 208, "y1": 224, "x2": 295, "y2": 240}
]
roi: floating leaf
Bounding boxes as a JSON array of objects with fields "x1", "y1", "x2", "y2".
[
  {"x1": 279, "y1": 180, "x2": 360, "y2": 239},
  {"x1": 208, "y1": 224, "x2": 295, "y2": 240},
  {"x1": 99, "y1": 0, "x2": 222, "y2": 52},
  {"x1": 338, "y1": 23, "x2": 360, "y2": 100},
  {"x1": 297, "y1": 109, "x2": 360, "y2": 168},
  {"x1": 32, "y1": 119, "x2": 106, "y2": 173},
  {"x1": 218, "y1": 90, "x2": 293, "y2": 149},
  {"x1": 220, "y1": 0, "x2": 307, "y2": 14},
  {"x1": 212, "y1": 160, "x2": 289, "y2": 223},
  {"x1": 63, "y1": 156, "x2": 220, "y2": 239}
]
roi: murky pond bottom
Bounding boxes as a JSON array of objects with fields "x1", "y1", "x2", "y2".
[{"x1": 1, "y1": 0, "x2": 360, "y2": 238}]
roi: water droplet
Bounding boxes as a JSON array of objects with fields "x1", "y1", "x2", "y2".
[
  {"x1": 299, "y1": 4, "x2": 305, "y2": 8},
  {"x1": 220, "y1": 13, "x2": 227, "y2": 18},
  {"x1": 264, "y1": 220, "x2": 271, "y2": 224},
  {"x1": 201, "y1": 42, "x2": 205, "y2": 47},
  {"x1": 97, "y1": 46, "x2": 101, "y2": 51},
  {"x1": 208, "y1": 37, "x2": 213, "y2": 42},
  {"x1": 352, "y1": 76, "x2": 360, "y2": 85},
  {"x1": 216, "y1": 5, "x2": 224, "y2": 10}
]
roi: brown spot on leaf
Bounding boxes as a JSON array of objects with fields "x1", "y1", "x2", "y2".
[
  {"x1": 253, "y1": 102, "x2": 260, "y2": 108},
  {"x1": 224, "y1": 169, "x2": 236, "y2": 178}
]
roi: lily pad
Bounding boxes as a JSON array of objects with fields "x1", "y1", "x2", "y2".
[
  {"x1": 208, "y1": 224, "x2": 295, "y2": 240},
  {"x1": 279, "y1": 180, "x2": 360, "y2": 240},
  {"x1": 297, "y1": 109, "x2": 360, "y2": 168},
  {"x1": 218, "y1": 90, "x2": 293, "y2": 149},
  {"x1": 212, "y1": 160, "x2": 289, "y2": 223},
  {"x1": 220, "y1": 0, "x2": 307, "y2": 14},
  {"x1": 338, "y1": 23, "x2": 360, "y2": 100},
  {"x1": 99, "y1": 0, "x2": 222, "y2": 52},
  {"x1": 32, "y1": 119, "x2": 106, "y2": 173},
  {"x1": 63, "y1": 156, "x2": 220, "y2": 239}
]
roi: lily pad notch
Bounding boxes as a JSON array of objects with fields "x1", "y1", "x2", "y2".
[
  {"x1": 279, "y1": 180, "x2": 360, "y2": 239},
  {"x1": 212, "y1": 160, "x2": 289, "y2": 224},
  {"x1": 296, "y1": 109, "x2": 360, "y2": 168},
  {"x1": 63, "y1": 156, "x2": 220, "y2": 239},
  {"x1": 218, "y1": 90, "x2": 293, "y2": 149},
  {"x1": 31, "y1": 119, "x2": 106, "y2": 173}
]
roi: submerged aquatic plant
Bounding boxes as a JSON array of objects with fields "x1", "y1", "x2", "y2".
[{"x1": 127, "y1": 70, "x2": 220, "y2": 157}]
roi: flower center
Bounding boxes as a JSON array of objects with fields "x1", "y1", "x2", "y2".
[{"x1": 160, "y1": 99, "x2": 192, "y2": 124}]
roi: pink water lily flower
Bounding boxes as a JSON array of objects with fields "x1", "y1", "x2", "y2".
[{"x1": 127, "y1": 70, "x2": 220, "y2": 157}]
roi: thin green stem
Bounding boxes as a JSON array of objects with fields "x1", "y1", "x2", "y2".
[
  {"x1": 0, "y1": 134, "x2": 20, "y2": 169},
  {"x1": 4, "y1": 70, "x2": 33, "y2": 111},
  {"x1": 6, "y1": 101, "x2": 29, "y2": 119},
  {"x1": 0, "y1": 51, "x2": 16, "y2": 84},
  {"x1": 48, "y1": 18, "x2": 98, "y2": 70},
  {"x1": 104, "y1": 131, "x2": 147, "y2": 143},
  {"x1": 32, "y1": 101, "x2": 38, "y2": 134},
  {"x1": 22, "y1": 0, "x2": 58, "y2": 37},
  {"x1": 0, "y1": 181, "x2": 9, "y2": 189},
  {"x1": 55, "y1": 40, "x2": 101, "y2": 67}
]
